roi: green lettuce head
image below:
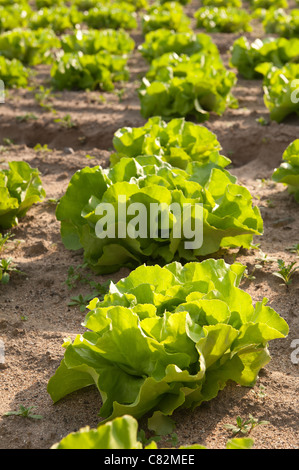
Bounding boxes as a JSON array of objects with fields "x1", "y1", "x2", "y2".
[{"x1": 48, "y1": 259, "x2": 288, "y2": 422}]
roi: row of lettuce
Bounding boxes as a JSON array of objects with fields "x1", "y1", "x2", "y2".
[
  {"x1": 0, "y1": 0, "x2": 296, "y2": 450},
  {"x1": 2, "y1": 27, "x2": 299, "y2": 123},
  {"x1": 1, "y1": 118, "x2": 297, "y2": 447},
  {"x1": 1, "y1": 0, "x2": 299, "y2": 35},
  {"x1": 1, "y1": 7, "x2": 299, "y2": 121}
]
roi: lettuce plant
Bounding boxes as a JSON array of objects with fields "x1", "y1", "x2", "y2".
[
  {"x1": 255, "y1": 62, "x2": 299, "y2": 122},
  {"x1": 60, "y1": 29, "x2": 135, "y2": 55},
  {"x1": 48, "y1": 259, "x2": 288, "y2": 422},
  {"x1": 28, "y1": 6, "x2": 83, "y2": 34},
  {"x1": 75, "y1": 0, "x2": 148, "y2": 10},
  {"x1": 250, "y1": 0, "x2": 288, "y2": 9},
  {"x1": 201, "y1": 0, "x2": 242, "y2": 6},
  {"x1": 0, "y1": 56, "x2": 30, "y2": 88},
  {"x1": 0, "y1": 4, "x2": 31, "y2": 32},
  {"x1": 35, "y1": 0, "x2": 63, "y2": 7},
  {"x1": 272, "y1": 139, "x2": 299, "y2": 202},
  {"x1": 230, "y1": 36, "x2": 299, "y2": 79},
  {"x1": 111, "y1": 116, "x2": 225, "y2": 169},
  {"x1": 117, "y1": 0, "x2": 148, "y2": 9},
  {"x1": 158, "y1": 0, "x2": 191, "y2": 4},
  {"x1": 141, "y1": 1, "x2": 191, "y2": 34},
  {"x1": 138, "y1": 51, "x2": 237, "y2": 121},
  {"x1": 52, "y1": 415, "x2": 145, "y2": 449},
  {"x1": 262, "y1": 8, "x2": 299, "y2": 38},
  {"x1": 0, "y1": 29, "x2": 60, "y2": 65},
  {"x1": 194, "y1": 7, "x2": 252, "y2": 33},
  {"x1": 50, "y1": 52, "x2": 130, "y2": 91},
  {"x1": 0, "y1": 161, "x2": 46, "y2": 229},
  {"x1": 138, "y1": 29, "x2": 219, "y2": 62},
  {"x1": 84, "y1": 3, "x2": 137, "y2": 30},
  {"x1": 55, "y1": 154, "x2": 262, "y2": 274}
]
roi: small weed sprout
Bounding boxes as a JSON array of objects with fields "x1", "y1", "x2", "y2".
[
  {"x1": 4, "y1": 405, "x2": 43, "y2": 420},
  {"x1": 0, "y1": 258, "x2": 25, "y2": 284},
  {"x1": 224, "y1": 415, "x2": 269, "y2": 436},
  {"x1": 273, "y1": 259, "x2": 299, "y2": 286}
]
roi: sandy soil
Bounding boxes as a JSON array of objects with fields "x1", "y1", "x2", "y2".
[{"x1": 0, "y1": 2, "x2": 298, "y2": 450}]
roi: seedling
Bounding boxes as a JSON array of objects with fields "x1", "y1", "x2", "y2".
[
  {"x1": 251, "y1": 384, "x2": 267, "y2": 399},
  {"x1": 273, "y1": 259, "x2": 299, "y2": 286},
  {"x1": 285, "y1": 243, "x2": 299, "y2": 256},
  {"x1": 16, "y1": 113, "x2": 38, "y2": 122},
  {"x1": 54, "y1": 114, "x2": 76, "y2": 129},
  {"x1": 98, "y1": 94, "x2": 107, "y2": 103},
  {"x1": 0, "y1": 258, "x2": 25, "y2": 284},
  {"x1": 0, "y1": 232, "x2": 13, "y2": 253},
  {"x1": 65, "y1": 263, "x2": 90, "y2": 289},
  {"x1": 166, "y1": 432, "x2": 179, "y2": 447},
  {"x1": 266, "y1": 199, "x2": 275, "y2": 208},
  {"x1": 137, "y1": 429, "x2": 161, "y2": 447},
  {"x1": 68, "y1": 282, "x2": 111, "y2": 312},
  {"x1": 34, "y1": 143, "x2": 52, "y2": 153},
  {"x1": 243, "y1": 251, "x2": 275, "y2": 281},
  {"x1": 256, "y1": 116, "x2": 269, "y2": 126},
  {"x1": 224, "y1": 415, "x2": 269, "y2": 436},
  {"x1": 115, "y1": 88, "x2": 125, "y2": 102},
  {"x1": 2, "y1": 138, "x2": 13, "y2": 146},
  {"x1": 243, "y1": 267, "x2": 256, "y2": 281},
  {"x1": 68, "y1": 293, "x2": 95, "y2": 312},
  {"x1": 45, "y1": 197, "x2": 60, "y2": 206},
  {"x1": 255, "y1": 250, "x2": 275, "y2": 265},
  {"x1": 4, "y1": 405, "x2": 43, "y2": 420},
  {"x1": 34, "y1": 85, "x2": 56, "y2": 113}
]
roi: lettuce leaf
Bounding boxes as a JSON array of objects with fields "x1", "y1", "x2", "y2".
[
  {"x1": 60, "y1": 28, "x2": 135, "y2": 55},
  {"x1": 138, "y1": 51, "x2": 237, "y2": 122},
  {"x1": 0, "y1": 161, "x2": 46, "y2": 229},
  {"x1": 48, "y1": 260, "x2": 288, "y2": 422},
  {"x1": 141, "y1": 1, "x2": 191, "y2": 34},
  {"x1": 272, "y1": 139, "x2": 299, "y2": 201},
  {"x1": 28, "y1": 6, "x2": 83, "y2": 33},
  {"x1": 0, "y1": 28, "x2": 60, "y2": 65},
  {"x1": 55, "y1": 154, "x2": 262, "y2": 274},
  {"x1": 52, "y1": 415, "x2": 143, "y2": 449},
  {"x1": 262, "y1": 8, "x2": 299, "y2": 38},
  {"x1": 111, "y1": 116, "x2": 226, "y2": 169},
  {"x1": 0, "y1": 4, "x2": 31, "y2": 32},
  {"x1": 255, "y1": 62, "x2": 299, "y2": 122},
  {"x1": 230, "y1": 36, "x2": 299, "y2": 79},
  {"x1": 194, "y1": 7, "x2": 252, "y2": 33},
  {"x1": 50, "y1": 52, "x2": 130, "y2": 91},
  {"x1": 0, "y1": 56, "x2": 30, "y2": 88},
  {"x1": 85, "y1": 3, "x2": 137, "y2": 30},
  {"x1": 251, "y1": 0, "x2": 288, "y2": 9},
  {"x1": 138, "y1": 29, "x2": 219, "y2": 62}
]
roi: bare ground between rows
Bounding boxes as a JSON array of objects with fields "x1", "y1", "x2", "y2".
[{"x1": 0, "y1": 11, "x2": 299, "y2": 451}]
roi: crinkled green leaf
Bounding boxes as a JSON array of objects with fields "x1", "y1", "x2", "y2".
[
  {"x1": 272, "y1": 139, "x2": 299, "y2": 201},
  {"x1": 139, "y1": 29, "x2": 219, "y2": 62},
  {"x1": 194, "y1": 7, "x2": 252, "y2": 33},
  {"x1": 230, "y1": 36, "x2": 299, "y2": 79},
  {"x1": 48, "y1": 260, "x2": 288, "y2": 421},
  {"x1": 255, "y1": 63, "x2": 299, "y2": 122},
  {"x1": 0, "y1": 161, "x2": 46, "y2": 229},
  {"x1": 56, "y1": 154, "x2": 262, "y2": 274},
  {"x1": 52, "y1": 415, "x2": 143, "y2": 449}
]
